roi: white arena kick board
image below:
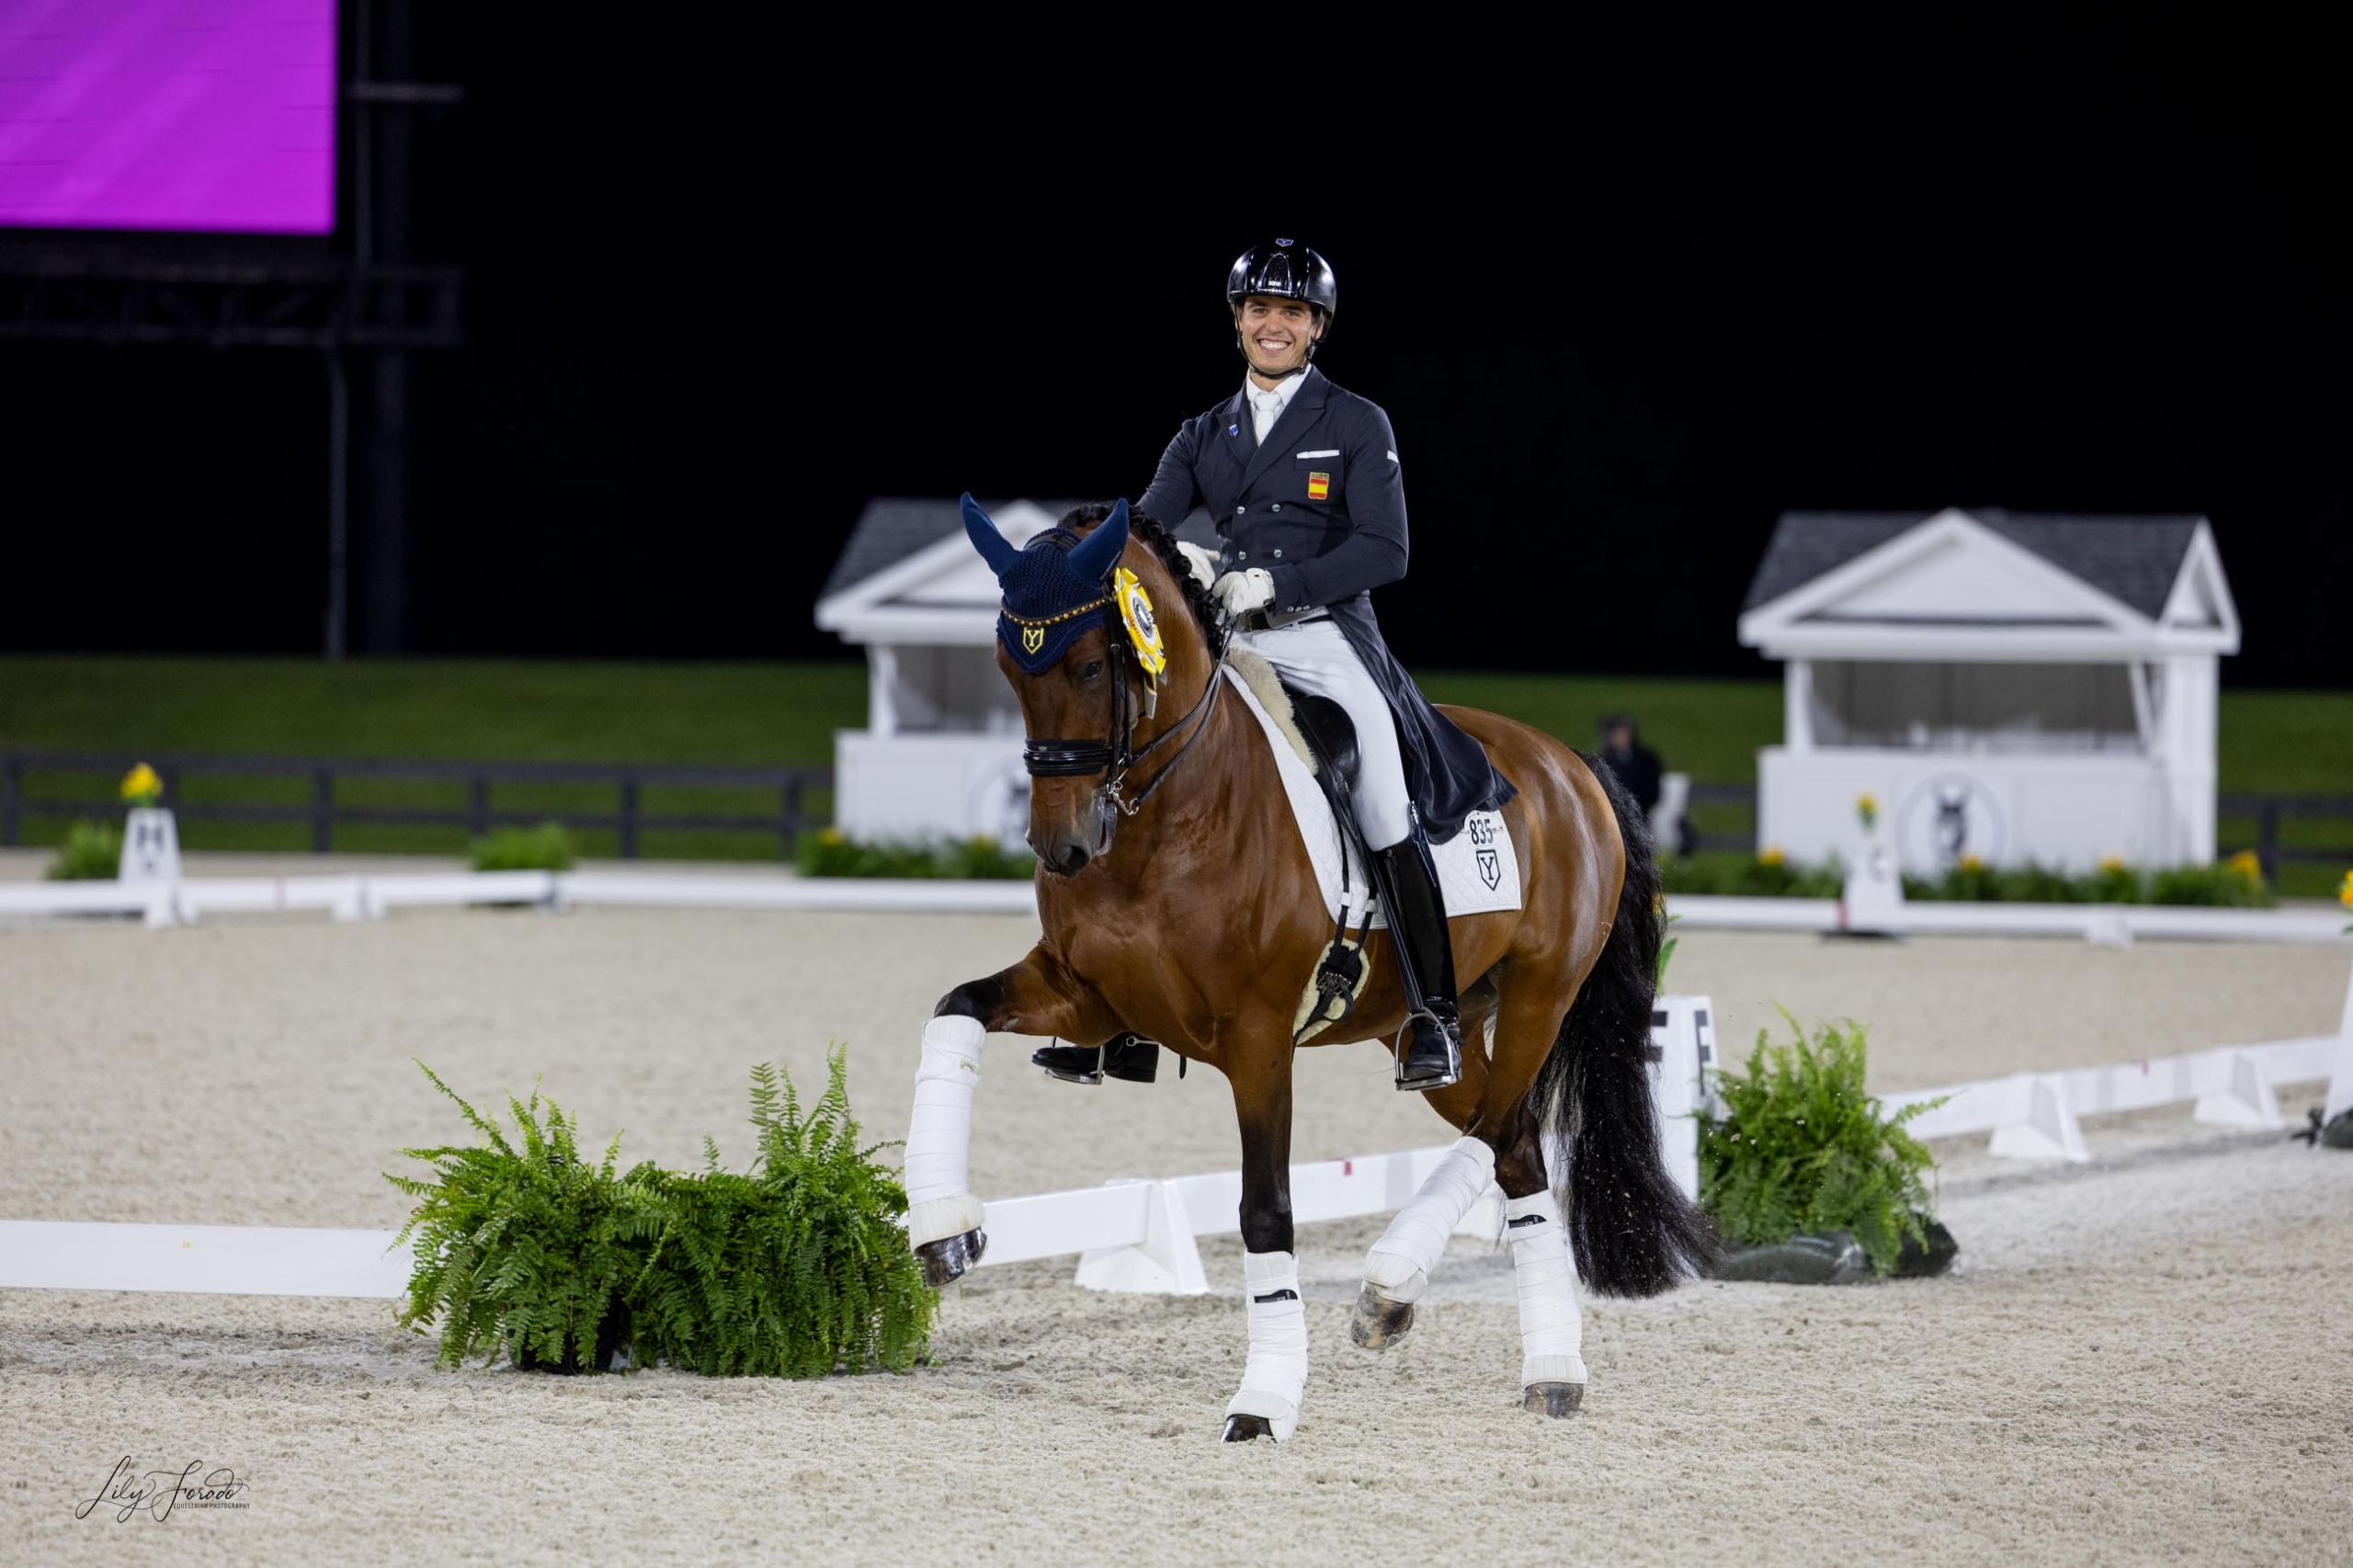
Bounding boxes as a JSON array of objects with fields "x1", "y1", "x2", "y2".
[{"x1": 1222, "y1": 664, "x2": 1521, "y2": 929}]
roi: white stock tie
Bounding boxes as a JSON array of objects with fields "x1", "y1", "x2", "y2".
[{"x1": 1252, "y1": 387, "x2": 1283, "y2": 444}]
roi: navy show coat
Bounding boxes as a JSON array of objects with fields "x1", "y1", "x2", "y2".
[{"x1": 1137, "y1": 365, "x2": 1516, "y2": 843}]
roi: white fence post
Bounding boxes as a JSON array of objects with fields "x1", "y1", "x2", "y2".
[
  {"x1": 1649, "y1": 993, "x2": 1713, "y2": 1202},
  {"x1": 1986, "y1": 1073, "x2": 2091, "y2": 1163},
  {"x1": 2327, "y1": 961, "x2": 2353, "y2": 1126},
  {"x1": 2191, "y1": 1050, "x2": 2284, "y2": 1131},
  {"x1": 1071, "y1": 1179, "x2": 1208, "y2": 1295}
]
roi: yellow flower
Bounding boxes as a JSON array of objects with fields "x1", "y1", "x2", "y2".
[
  {"x1": 2097, "y1": 854, "x2": 2125, "y2": 873},
  {"x1": 817, "y1": 825, "x2": 846, "y2": 846},
  {"x1": 1757, "y1": 845, "x2": 1786, "y2": 867},
  {"x1": 971, "y1": 835, "x2": 996, "y2": 852},
  {"x1": 2338, "y1": 868, "x2": 2353, "y2": 912},
  {"x1": 1959, "y1": 853, "x2": 1984, "y2": 872},
  {"x1": 2228, "y1": 848, "x2": 2264, "y2": 882},
  {"x1": 119, "y1": 762, "x2": 162, "y2": 806}
]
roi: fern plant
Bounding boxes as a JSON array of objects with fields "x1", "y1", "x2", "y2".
[
  {"x1": 386, "y1": 1063, "x2": 666, "y2": 1371},
  {"x1": 1697, "y1": 1011, "x2": 1946, "y2": 1276},
  {"x1": 631, "y1": 1050, "x2": 936, "y2": 1377},
  {"x1": 387, "y1": 1051, "x2": 934, "y2": 1378}
]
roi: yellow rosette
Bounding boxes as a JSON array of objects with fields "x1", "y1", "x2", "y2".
[{"x1": 1113, "y1": 567, "x2": 1166, "y2": 683}]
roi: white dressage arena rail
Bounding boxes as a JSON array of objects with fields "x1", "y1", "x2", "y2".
[
  {"x1": 1, "y1": 869, "x2": 2347, "y2": 944},
  {"x1": 5, "y1": 994, "x2": 2343, "y2": 1301}
]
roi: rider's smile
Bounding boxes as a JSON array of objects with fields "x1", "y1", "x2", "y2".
[{"x1": 1237, "y1": 296, "x2": 1319, "y2": 383}]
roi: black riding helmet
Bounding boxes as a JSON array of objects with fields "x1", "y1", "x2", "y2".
[{"x1": 1227, "y1": 239, "x2": 1336, "y2": 376}]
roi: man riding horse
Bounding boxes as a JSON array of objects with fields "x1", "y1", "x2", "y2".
[
  {"x1": 903, "y1": 242, "x2": 1711, "y2": 1442},
  {"x1": 1030, "y1": 238, "x2": 1515, "y2": 1094}
]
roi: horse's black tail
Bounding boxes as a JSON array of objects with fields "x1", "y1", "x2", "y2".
[{"x1": 1530, "y1": 756, "x2": 1718, "y2": 1297}]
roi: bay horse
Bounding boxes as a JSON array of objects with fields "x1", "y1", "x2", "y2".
[{"x1": 901, "y1": 496, "x2": 1712, "y2": 1442}]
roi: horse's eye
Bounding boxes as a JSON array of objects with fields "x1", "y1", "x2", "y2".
[{"x1": 1077, "y1": 660, "x2": 1105, "y2": 682}]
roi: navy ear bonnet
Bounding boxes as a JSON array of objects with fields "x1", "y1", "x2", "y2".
[{"x1": 961, "y1": 494, "x2": 1131, "y2": 674}]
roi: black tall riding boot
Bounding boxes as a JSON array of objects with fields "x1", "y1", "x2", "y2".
[{"x1": 1370, "y1": 819, "x2": 1463, "y2": 1092}]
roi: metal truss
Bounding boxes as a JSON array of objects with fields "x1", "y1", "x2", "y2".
[{"x1": 0, "y1": 258, "x2": 461, "y2": 350}]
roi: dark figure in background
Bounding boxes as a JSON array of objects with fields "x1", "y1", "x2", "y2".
[{"x1": 1597, "y1": 716, "x2": 1662, "y2": 816}]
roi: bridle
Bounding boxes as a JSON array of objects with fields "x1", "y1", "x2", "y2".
[{"x1": 1007, "y1": 579, "x2": 1226, "y2": 849}]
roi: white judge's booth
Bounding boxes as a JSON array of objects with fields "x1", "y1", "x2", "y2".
[
  {"x1": 814, "y1": 497, "x2": 1224, "y2": 843},
  {"x1": 1737, "y1": 508, "x2": 2239, "y2": 871}
]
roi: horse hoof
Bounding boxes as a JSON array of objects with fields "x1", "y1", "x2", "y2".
[
  {"x1": 1222, "y1": 1414, "x2": 1276, "y2": 1443},
  {"x1": 1348, "y1": 1283, "x2": 1415, "y2": 1350},
  {"x1": 1521, "y1": 1381, "x2": 1585, "y2": 1418},
  {"x1": 916, "y1": 1228, "x2": 986, "y2": 1289}
]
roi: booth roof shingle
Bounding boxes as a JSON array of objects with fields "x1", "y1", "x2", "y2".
[
  {"x1": 823, "y1": 497, "x2": 1222, "y2": 603},
  {"x1": 1743, "y1": 509, "x2": 2207, "y2": 618}
]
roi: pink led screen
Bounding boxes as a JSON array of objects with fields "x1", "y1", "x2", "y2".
[{"x1": 0, "y1": 1, "x2": 335, "y2": 234}]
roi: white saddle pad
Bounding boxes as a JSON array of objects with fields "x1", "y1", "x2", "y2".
[{"x1": 1221, "y1": 660, "x2": 1522, "y2": 929}]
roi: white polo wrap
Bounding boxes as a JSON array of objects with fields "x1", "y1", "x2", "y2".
[
  {"x1": 1226, "y1": 1249, "x2": 1309, "y2": 1441},
  {"x1": 1362, "y1": 1135, "x2": 1495, "y2": 1304},
  {"x1": 1505, "y1": 1187, "x2": 1587, "y2": 1388},
  {"x1": 903, "y1": 1014, "x2": 987, "y2": 1248}
]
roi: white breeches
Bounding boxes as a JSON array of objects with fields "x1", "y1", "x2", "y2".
[
  {"x1": 1504, "y1": 1189, "x2": 1587, "y2": 1388},
  {"x1": 1227, "y1": 1250, "x2": 1310, "y2": 1440},
  {"x1": 1361, "y1": 1135, "x2": 1495, "y2": 1304},
  {"x1": 903, "y1": 1015, "x2": 986, "y2": 1248},
  {"x1": 1231, "y1": 617, "x2": 1413, "y2": 848}
]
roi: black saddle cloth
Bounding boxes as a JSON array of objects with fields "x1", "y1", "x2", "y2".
[{"x1": 1279, "y1": 680, "x2": 1359, "y2": 780}]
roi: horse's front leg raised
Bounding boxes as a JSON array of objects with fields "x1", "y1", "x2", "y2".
[
  {"x1": 908, "y1": 945, "x2": 1117, "y2": 1288},
  {"x1": 1221, "y1": 1048, "x2": 1306, "y2": 1443}
]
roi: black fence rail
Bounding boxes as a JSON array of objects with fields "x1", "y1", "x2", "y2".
[
  {"x1": 5, "y1": 753, "x2": 2339, "y2": 882},
  {"x1": 2220, "y1": 792, "x2": 2353, "y2": 884},
  {"x1": 1679, "y1": 780, "x2": 1759, "y2": 855},
  {"x1": 0, "y1": 750, "x2": 832, "y2": 859}
]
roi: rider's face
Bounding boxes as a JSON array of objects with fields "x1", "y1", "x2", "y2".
[{"x1": 1235, "y1": 296, "x2": 1321, "y2": 378}]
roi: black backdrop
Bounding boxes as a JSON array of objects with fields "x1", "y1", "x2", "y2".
[{"x1": 4, "y1": 32, "x2": 2345, "y2": 686}]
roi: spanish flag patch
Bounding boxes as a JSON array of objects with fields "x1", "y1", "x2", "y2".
[{"x1": 1306, "y1": 471, "x2": 1329, "y2": 501}]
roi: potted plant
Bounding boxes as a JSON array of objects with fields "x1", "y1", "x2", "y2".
[
  {"x1": 45, "y1": 820, "x2": 124, "y2": 882},
  {"x1": 630, "y1": 1051, "x2": 937, "y2": 1377},
  {"x1": 1699, "y1": 1010, "x2": 1955, "y2": 1284},
  {"x1": 387, "y1": 1051, "x2": 937, "y2": 1376},
  {"x1": 387, "y1": 1065, "x2": 665, "y2": 1372},
  {"x1": 468, "y1": 822, "x2": 578, "y2": 873}
]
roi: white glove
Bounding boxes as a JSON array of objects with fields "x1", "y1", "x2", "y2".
[
  {"x1": 1175, "y1": 540, "x2": 1218, "y2": 590},
  {"x1": 1211, "y1": 567, "x2": 1275, "y2": 617}
]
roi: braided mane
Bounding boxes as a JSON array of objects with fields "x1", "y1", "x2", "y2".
[{"x1": 1056, "y1": 502, "x2": 1229, "y2": 661}]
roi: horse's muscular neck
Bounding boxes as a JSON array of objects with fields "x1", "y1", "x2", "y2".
[{"x1": 1093, "y1": 554, "x2": 1268, "y2": 886}]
